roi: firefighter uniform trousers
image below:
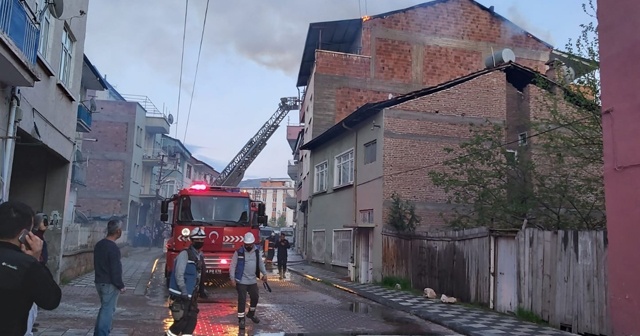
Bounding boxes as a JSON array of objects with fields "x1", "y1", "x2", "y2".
[
  {"x1": 167, "y1": 297, "x2": 199, "y2": 336},
  {"x1": 236, "y1": 283, "x2": 259, "y2": 318}
]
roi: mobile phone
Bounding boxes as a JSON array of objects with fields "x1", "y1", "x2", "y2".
[{"x1": 18, "y1": 229, "x2": 31, "y2": 250}]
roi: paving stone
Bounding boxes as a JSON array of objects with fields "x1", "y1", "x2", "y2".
[{"x1": 289, "y1": 264, "x2": 578, "y2": 336}]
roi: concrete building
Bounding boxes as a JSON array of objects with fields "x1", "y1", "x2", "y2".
[
  {"x1": 77, "y1": 89, "x2": 171, "y2": 243},
  {"x1": 1, "y1": 0, "x2": 93, "y2": 280},
  {"x1": 598, "y1": 1, "x2": 640, "y2": 334},
  {"x1": 288, "y1": 0, "x2": 574, "y2": 278},
  {"x1": 241, "y1": 178, "x2": 295, "y2": 227}
]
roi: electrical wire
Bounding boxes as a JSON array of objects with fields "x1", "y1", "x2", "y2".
[
  {"x1": 385, "y1": 115, "x2": 595, "y2": 178},
  {"x1": 174, "y1": 0, "x2": 190, "y2": 138},
  {"x1": 183, "y1": 0, "x2": 210, "y2": 144}
]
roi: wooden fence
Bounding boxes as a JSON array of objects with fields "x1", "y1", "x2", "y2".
[{"x1": 382, "y1": 227, "x2": 610, "y2": 335}]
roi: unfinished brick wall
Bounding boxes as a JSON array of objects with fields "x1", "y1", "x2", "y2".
[
  {"x1": 86, "y1": 160, "x2": 125, "y2": 191},
  {"x1": 84, "y1": 121, "x2": 128, "y2": 152},
  {"x1": 79, "y1": 198, "x2": 123, "y2": 217},
  {"x1": 382, "y1": 71, "x2": 509, "y2": 230},
  {"x1": 335, "y1": 88, "x2": 389, "y2": 123},
  {"x1": 310, "y1": 0, "x2": 551, "y2": 139}
]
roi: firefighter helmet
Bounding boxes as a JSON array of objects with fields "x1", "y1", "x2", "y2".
[
  {"x1": 243, "y1": 232, "x2": 256, "y2": 244},
  {"x1": 190, "y1": 227, "x2": 206, "y2": 240}
]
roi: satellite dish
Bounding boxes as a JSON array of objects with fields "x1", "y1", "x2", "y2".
[
  {"x1": 89, "y1": 97, "x2": 97, "y2": 112},
  {"x1": 167, "y1": 114, "x2": 174, "y2": 124},
  {"x1": 49, "y1": 0, "x2": 64, "y2": 19}
]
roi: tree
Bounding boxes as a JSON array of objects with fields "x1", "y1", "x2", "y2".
[
  {"x1": 429, "y1": 1, "x2": 604, "y2": 230},
  {"x1": 386, "y1": 193, "x2": 421, "y2": 233},
  {"x1": 276, "y1": 212, "x2": 287, "y2": 227},
  {"x1": 269, "y1": 215, "x2": 276, "y2": 226}
]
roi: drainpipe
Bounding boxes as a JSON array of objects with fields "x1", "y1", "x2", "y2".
[
  {"x1": 2, "y1": 88, "x2": 20, "y2": 202},
  {"x1": 342, "y1": 121, "x2": 358, "y2": 281}
]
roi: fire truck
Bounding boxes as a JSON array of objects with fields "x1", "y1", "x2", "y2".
[
  {"x1": 161, "y1": 183, "x2": 267, "y2": 281},
  {"x1": 161, "y1": 97, "x2": 299, "y2": 283}
]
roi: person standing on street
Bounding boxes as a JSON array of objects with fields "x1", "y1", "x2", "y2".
[
  {"x1": 265, "y1": 232, "x2": 276, "y2": 264},
  {"x1": 229, "y1": 232, "x2": 269, "y2": 329},
  {"x1": 93, "y1": 219, "x2": 125, "y2": 336},
  {"x1": 166, "y1": 227, "x2": 206, "y2": 336},
  {"x1": 275, "y1": 232, "x2": 291, "y2": 280},
  {"x1": 0, "y1": 201, "x2": 61, "y2": 335},
  {"x1": 25, "y1": 213, "x2": 50, "y2": 335}
]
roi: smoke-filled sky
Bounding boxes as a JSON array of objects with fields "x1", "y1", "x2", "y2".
[{"x1": 84, "y1": 0, "x2": 594, "y2": 179}]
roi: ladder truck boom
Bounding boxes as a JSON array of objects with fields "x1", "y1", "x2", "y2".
[{"x1": 213, "y1": 97, "x2": 300, "y2": 187}]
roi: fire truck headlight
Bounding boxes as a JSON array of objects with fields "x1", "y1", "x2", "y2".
[
  {"x1": 221, "y1": 259, "x2": 228, "y2": 264},
  {"x1": 181, "y1": 228, "x2": 190, "y2": 236}
]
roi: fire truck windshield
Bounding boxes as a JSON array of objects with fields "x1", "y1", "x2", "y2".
[{"x1": 177, "y1": 195, "x2": 250, "y2": 226}]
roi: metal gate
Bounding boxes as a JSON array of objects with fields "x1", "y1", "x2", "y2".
[{"x1": 332, "y1": 229, "x2": 352, "y2": 267}]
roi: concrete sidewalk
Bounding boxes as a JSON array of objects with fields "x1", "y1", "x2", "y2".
[{"x1": 289, "y1": 263, "x2": 577, "y2": 336}]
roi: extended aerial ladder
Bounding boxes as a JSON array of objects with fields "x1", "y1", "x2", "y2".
[{"x1": 212, "y1": 97, "x2": 300, "y2": 187}]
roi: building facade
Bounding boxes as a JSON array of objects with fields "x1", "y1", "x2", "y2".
[
  {"x1": 598, "y1": 1, "x2": 640, "y2": 334},
  {"x1": 1, "y1": 0, "x2": 94, "y2": 281},
  {"x1": 241, "y1": 178, "x2": 295, "y2": 227},
  {"x1": 288, "y1": 0, "x2": 564, "y2": 280}
]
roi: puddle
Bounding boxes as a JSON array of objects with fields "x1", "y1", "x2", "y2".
[{"x1": 348, "y1": 301, "x2": 372, "y2": 314}]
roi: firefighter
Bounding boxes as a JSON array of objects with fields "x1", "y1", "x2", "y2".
[
  {"x1": 229, "y1": 232, "x2": 269, "y2": 330},
  {"x1": 166, "y1": 227, "x2": 206, "y2": 336},
  {"x1": 265, "y1": 232, "x2": 276, "y2": 264}
]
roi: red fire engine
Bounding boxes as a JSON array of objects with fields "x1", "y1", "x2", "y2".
[{"x1": 161, "y1": 182, "x2": 267, "y2": 282}]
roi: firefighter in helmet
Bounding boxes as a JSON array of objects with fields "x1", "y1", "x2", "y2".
[{"x1": 166, "y1": 227, "x2": 206, "y2": 336}]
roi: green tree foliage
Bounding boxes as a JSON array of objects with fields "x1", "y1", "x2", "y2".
[
  {"x1": 429, "y1": 1, "x2": 604, "y2": 230},
  {"x1": 276, "y1": 212, "x2": 287, "y2": 227},
  {"x1": 386, "y1": 193, "x2": 420, "y2": 233}
]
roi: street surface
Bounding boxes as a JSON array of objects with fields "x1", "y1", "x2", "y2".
[{"x1": 34, "y1": 248, "x2": 458, "y2": 335}]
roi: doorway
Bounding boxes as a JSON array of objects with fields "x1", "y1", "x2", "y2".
[{"x1": 358, "y1": 228, "x2": 373, "y2": 283}]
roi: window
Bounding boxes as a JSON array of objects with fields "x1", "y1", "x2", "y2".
[
  {"x1": 505, "y1": 149, "x2": 518, "y2": 165},
  {"x1": 360, "y1": 209, "x2": 374, "y2": 224},
  {"x1": 177, "y1": 195, "x2": 250, "y2": 224},
  {"x1": 314, "y1": 161, "x2": 328, "y2": 192},
  {"x1": 136, "y1": 127, "x2": 142, "y2": 147},
  {"x1": 518, "y1": 132, "x2": 528, "y2": 146},
  {"x1": 59, "y1": 26, "x2": 75, "y2": 87},
  {"x1": 38, "y1": 0, "x2": 52, "y2": 60},
  {"x1": 186, "y1": 165, "x2": 192, "y2": 179},
  {"x1": 364, "y1": 140, "x2": 377, "y2": 164},
  {"x1": 334, "y1": 149, "x2": 354, "y2": 187}
]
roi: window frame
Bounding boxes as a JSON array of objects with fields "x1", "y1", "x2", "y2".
[
  {"x1": 59, "y1": 25, "x2": 75, "y2": 87},
  {"x1": 314, "y1": 160, "x2": 328, "y2": 193},
  {"x1": 37, "y1": 0, "x2": 53, "y2": 60},
  {"x1": 334, "y1": 149, "x2": 354, "y2": 187},
  {"x1": 363, "y1": 140, "x2": 377, "y2": 164}
]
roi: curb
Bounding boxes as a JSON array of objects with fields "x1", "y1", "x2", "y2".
[{"x1": 288, "y1": 266, "x2": 576, "y2": 336}]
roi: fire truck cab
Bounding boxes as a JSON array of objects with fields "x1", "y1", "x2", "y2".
[{"x1": 161, "y1": 182, "x2": 268, "y2": 283}]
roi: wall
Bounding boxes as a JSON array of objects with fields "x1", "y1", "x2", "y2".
[
  {"x1": 598, "y1": 1, "x2": 640, "y2": 334},
  {"x1": 78, "y1": 100, "x2": 136, "y2": 229},
  {"x1": 382, "y1": 227, "x2": 610, "y2": 335},
  {"x1": 382, "y1": 70, "x2": 507, "y2": 230},
  {"x1": 308, "y1": 131, "x2": 356, "y2": 271}
]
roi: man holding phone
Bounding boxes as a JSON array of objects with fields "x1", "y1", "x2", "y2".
[{"x1": 0, "y1": 201, "x2": 62, "y2": 335}]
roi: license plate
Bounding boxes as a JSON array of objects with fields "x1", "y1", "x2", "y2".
[{"x1": 206, "y1": 269, "x2": 223, "y2": 274}]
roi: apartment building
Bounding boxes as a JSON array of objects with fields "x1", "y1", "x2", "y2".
[
  {"x1": 240, "y1": 178, "x2": 295, "y2": 227},
  {"x1": 77, "y1": 86, "x2": 171, "y2": 243},
  {"x1": 288, "y1": 0, "x2": 589, "y2": 281},
  {"x1": 1, "y1": 0, "x2": 94, "y2": 280}
]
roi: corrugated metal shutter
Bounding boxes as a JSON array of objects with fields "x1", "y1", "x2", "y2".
[
  {"x1": 312, "y1": 229, "x2": 325, "y2": 263},
  {"x1": 332, "y1": 229, "x2": 352, "y2": 267}
]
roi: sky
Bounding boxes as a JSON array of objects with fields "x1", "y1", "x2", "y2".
[{"x1": 83, "y1": 0, "x2": 596, "y2": 180}]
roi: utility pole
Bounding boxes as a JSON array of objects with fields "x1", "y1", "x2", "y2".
[{"x1": 151, "y1": 154, "x2": 165, "y2": 248}]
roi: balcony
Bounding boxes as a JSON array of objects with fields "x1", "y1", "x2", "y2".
[
  {"x1": 142, "y1": 148, "x2": 165, "y2": 166},
  {"x1": 0, "y1": 0, "x2": 39, "y2": 86},
  {"x1": 139, "y1": 184, "x2": 158, "y2": 199},
  {"x1": 287, "y1": 160, "x2": 298, "y2": 180},
  {"x1": 285, "y1": 196, "x2": 297, "y2": 210},
  {"x1": 76, "y1": 104, "x2": 92, "y2": 133},
  {"x1": 71, "y1": 163, "x2": 86, "y2": 186}
]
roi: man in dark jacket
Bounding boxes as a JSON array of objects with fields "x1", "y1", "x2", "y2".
[
  {"x1": 93, "y1": 219, "x2": 126, "y2": 336},
  {"x1": 0, "y1": 201, "x2": 61, "y2": 335},
  {"x1": 275, "y1": 232, "x2": 291, "y2": 280}
]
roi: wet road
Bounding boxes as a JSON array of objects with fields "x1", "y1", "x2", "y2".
[{"x1": 37, "y1": 253, "x2": 458, "y2": 335}]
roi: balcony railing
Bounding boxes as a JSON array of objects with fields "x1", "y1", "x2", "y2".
[
  {"x1": 76, "y1": 104, "x2": 91, "y2": 133},
  {"x1": 0, "y1": 0, "x2": 39, "y2": 65}
]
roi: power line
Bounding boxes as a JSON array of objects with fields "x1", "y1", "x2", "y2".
[
  {"x1": 174, "y1": 0, "x2": 189, "y2": 138},
  {"x1": 385, "y1": 115, "x2": 594, "y2": 178},
  {"x1": 183, "y1": 0, "x2": 210, "y2": 144}
]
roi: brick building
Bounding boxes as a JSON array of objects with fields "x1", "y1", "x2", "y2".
[
  {"x1": 300, "y1": 61, "x2": 589, "y2": 283},
  {"x1": 288, "y1": 0, "x2": 580, "y2": 276}
]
